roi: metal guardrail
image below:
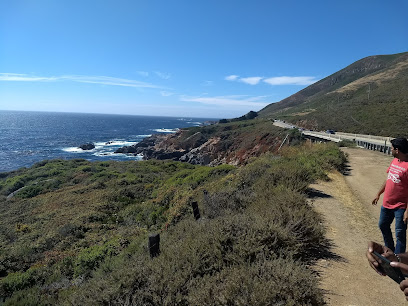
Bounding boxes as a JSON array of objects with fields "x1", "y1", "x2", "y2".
[
  {"x1": 335, "y1": 132, "x2": 392, "y2": 142},
  {"x1": 302, "y1": 131, "x2": 393, "y2": 155}
]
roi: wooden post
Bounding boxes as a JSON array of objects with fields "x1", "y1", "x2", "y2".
[
  {"x1": 149, "y1": 234, "x2": 160, "y2": 258},
  {"x1": 191, "y1": 201, "x2": 201, "y2": 220},
  {"x1": 203, "y1": 190, "x2": 209, "y2": 203}
]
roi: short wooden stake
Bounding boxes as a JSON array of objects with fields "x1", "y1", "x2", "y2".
[
  {"x1": 149, "y1": 234, "x2": 160, "y2": 258},
  {"x1": 191, "y1": 201, "x2": 200, "y2": 220}
]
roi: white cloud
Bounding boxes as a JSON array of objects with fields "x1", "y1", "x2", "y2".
[
  {"x1": 263, "y1": 76, "x2": 318, "y2": 85},
  {"x1": 0, "y1": 73, "x2": 164, "y2": 89},
  {"x1": 224, "y1": 74, "x2": 318, "y2": 86},
  {"x1": 154, "y1": 71, "x2": 171, "y2": 80},
  {"x1": 0, "y1": 73, "x2": 58, "y2": 82},
  {"x1": 240, "y1": 77, "x2": 263, "y2": 85},
  {"x1": 180, "y1": 95, "x2": 271, "y2": 107},
  {"x1": 225, "y1": 75, "x2": 239, "y2": 81}
]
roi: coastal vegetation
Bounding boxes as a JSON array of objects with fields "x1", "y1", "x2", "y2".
[{"x1": 0, "y1": 140, "x2": 346, "y2": 305}]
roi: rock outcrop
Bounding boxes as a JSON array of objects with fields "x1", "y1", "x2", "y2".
[
  {"x1": 114, "y1": 123, "x2": 283, "y2": 166},
  {"x1": 79, "y1": 143, "x2": 95, "y2": 150}
]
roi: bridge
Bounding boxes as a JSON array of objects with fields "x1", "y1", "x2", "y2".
[{"x1": 273, "y1": 120, "x2": 393, "y2": 155}]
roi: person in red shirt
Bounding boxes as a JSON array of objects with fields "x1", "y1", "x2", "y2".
[{"x1": 372, "y1": 138, "x2": 408, "y2": 254}]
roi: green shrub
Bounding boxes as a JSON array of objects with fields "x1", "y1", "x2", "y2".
[
  {"x1": 2, "y1": 287, "x2": 50, "y2": 306},
  {"x1": 187, "y1": 258, "x2": 324, "y2": 305},
  {"x1": 15, "y1": 185, "x2": 42, "y2": 199},
  {"x1": 0, "y1": 268, "x2": 38, "y2": 297},
  {"x1": 73, "y1": 240, "x2": 120, "y2": 277},
  {"x1": 338, "y1": 139, "x2": 357, "y2": 147}
]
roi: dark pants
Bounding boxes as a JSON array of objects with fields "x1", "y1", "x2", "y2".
[{"x1": 379, "y1": 206, "x2": 407, "y2": 254}]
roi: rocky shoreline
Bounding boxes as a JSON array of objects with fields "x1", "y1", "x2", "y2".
[
  {"x1": 114, "y1": 121, "x2": 283, "y2": 166},
  {"x1": 114, "y1": 131, "x2": 223, "y2": 166}
]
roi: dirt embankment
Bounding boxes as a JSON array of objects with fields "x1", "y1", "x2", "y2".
[{"x1": 311, "y1": 147, "x2": 407, "y2": 305}]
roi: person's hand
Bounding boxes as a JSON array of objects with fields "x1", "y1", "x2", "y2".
[
  {"x1": 367, "y1": 241, "x2": 396, "y2": 276},
  {"x1": 390, "y1": 262, "x2": 408, "y2": 300},
  {"x1": 372, "y1": 196, "x2": 380, "y2": 205},
  {"x1": 404, "y1": 210, "x2": 408, "y2": 224}
]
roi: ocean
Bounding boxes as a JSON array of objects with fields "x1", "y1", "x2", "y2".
[{"x1": 0, "y1": 110, "x2": 216, "y2": 173}]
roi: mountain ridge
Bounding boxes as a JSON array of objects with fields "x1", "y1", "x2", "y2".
[{"x1": 259, "y1": 51, "x2": 408, "y2": 136}]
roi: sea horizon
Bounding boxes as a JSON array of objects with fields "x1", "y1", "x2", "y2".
[
  {"x1": 0, "y1": 110, "x2": 218, "y2": 173},
  {"x1": 0, "y1": 109, "x2": 222, "y2": 120}
]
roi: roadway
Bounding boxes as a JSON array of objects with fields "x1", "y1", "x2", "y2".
[{"x1": 272, "y1": 120, "x2": 393, "y2": 149}]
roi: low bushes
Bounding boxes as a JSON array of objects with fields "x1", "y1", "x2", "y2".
[{"x1": 0, "y1": 142, "x2": 345, "y2": 305}]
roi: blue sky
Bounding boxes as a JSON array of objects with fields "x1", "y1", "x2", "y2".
[{"x1": 0, "y1": 1, "x2": 407, "y2": 118}]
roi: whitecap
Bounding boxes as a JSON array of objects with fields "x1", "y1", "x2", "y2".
[
  {"x1": 152, "y1": 128, "x2": 179, "y2": 133},
  {"x1": 103, "y1": 140, "x2": 138, "y2": 147},
  {"x1": 136, "y1": 134, "x2": 152, "y2": 138},
  {"x1": 62, "y1": 147, "x2": 87, "y2": 153},
  {"x1": 92, "y1": 151, "x2": 115, "y2": 157}
]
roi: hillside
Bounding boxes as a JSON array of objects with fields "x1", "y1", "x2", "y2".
[
  {"x1": 258, "y1": 52, "x2": 408, "y2": 137},
  {"x1": 0, "y1": 141, "x2": 346, "y2": 304}
]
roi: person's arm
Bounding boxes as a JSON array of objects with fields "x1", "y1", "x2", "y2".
[
  {"x1": 405, "y1": 203, "x2": 408, "y2": 224},
  {"x1": 372, "y1": 180, "x2": 387, "y2": 205}
]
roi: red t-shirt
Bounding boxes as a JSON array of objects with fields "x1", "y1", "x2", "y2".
[{"x1": 383, "y1": 158, "x2": 408, "y2": 209}]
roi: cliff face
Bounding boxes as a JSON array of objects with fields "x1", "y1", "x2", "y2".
[{"x1": 115, "y1": 120, "x2": 289, "y2": 166}]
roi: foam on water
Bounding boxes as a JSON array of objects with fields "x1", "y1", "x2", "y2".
[
  {"x1": 62, "y1": 147, "x2": 88, "y2": 153},
  {"x1": 152, "y1": 128, "x2": 179, "y2": 133},
  {"x1": 63, "y1": 139, "x2": 139, "y2": 155},
  {"x1": 136, "y1": 134, "x2": 152, "y2": 138},
  {"x1": 94, "y1": 140, "x2": 138, "y2": 147}
]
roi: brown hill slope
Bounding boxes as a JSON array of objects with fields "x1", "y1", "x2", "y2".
[{"x1": 259, "y1": 52, "x2": 408, "y2": 136}]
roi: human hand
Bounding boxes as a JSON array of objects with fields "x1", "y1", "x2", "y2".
[
  {"x1": 372, "y1": 196, "x2": 380, "y2": 206},
  {"x1": 367, "y1": 241, "x2": 396, "y2": 276},
  {"x1": 390, "y1": 262, "x2": 408, "y2": 300},
  {"x1": 404, "y1": 211, "x2": 408, "y2": 224}
]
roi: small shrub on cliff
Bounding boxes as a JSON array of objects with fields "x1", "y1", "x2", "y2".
[
  {"x1": 187, "y1": 258, "x2": 324, "y2": 305},
  {"x1": 338, "y1": 139, "x2": 357, "y2": 147}
]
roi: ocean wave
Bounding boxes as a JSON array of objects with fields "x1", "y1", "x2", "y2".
[
  {"x1": 62, "y1": 140, "x2": 138, "y2": 154},
  {"x1": 152, "y1": 128, "x2": 179, "y2": 133},
  {"x1": 93, "y1": 151, "x2": 143, "y2": 160},
  {"x1": 62, "y1": 147, "x2": 88, "y2": 153},
  {"x1": 136, "y1": 134, "x2": 152, "y2": 138},
  {"x1": 95, "y1": 140, "x2": 138, "y2": 147}
]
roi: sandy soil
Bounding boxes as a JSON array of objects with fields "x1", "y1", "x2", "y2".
[{"x1": 311, "y1": 147, "x2": 408, "y2": 305}]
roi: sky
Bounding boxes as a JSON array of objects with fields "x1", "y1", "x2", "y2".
[{"x1": 0, "y1": 1, "x2": 407, "y2": 119}]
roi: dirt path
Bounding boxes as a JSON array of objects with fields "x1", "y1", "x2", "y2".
[{"x1": 312, "y1": 147, "x2": 407, "y2": 305}]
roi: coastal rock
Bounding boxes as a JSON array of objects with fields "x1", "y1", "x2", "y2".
[
  {"x1": 114, "y1": 134, "x2": 169, "y2": 156},
  {"x1": 115, "y1": 146, "x2": 138, "y2": 154},
  {"x1": 179, "y1": 151, "x2": 211, "y2": 165},
  {"x1": 148, "y1": 149, "x2": 186, "y2": 160},
  {"x1": 79, "y1": 143, "x2": 95, "y2": 150},
  {"x1": 179, "y1": 137, "x2": 220, "y2": 165}
]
